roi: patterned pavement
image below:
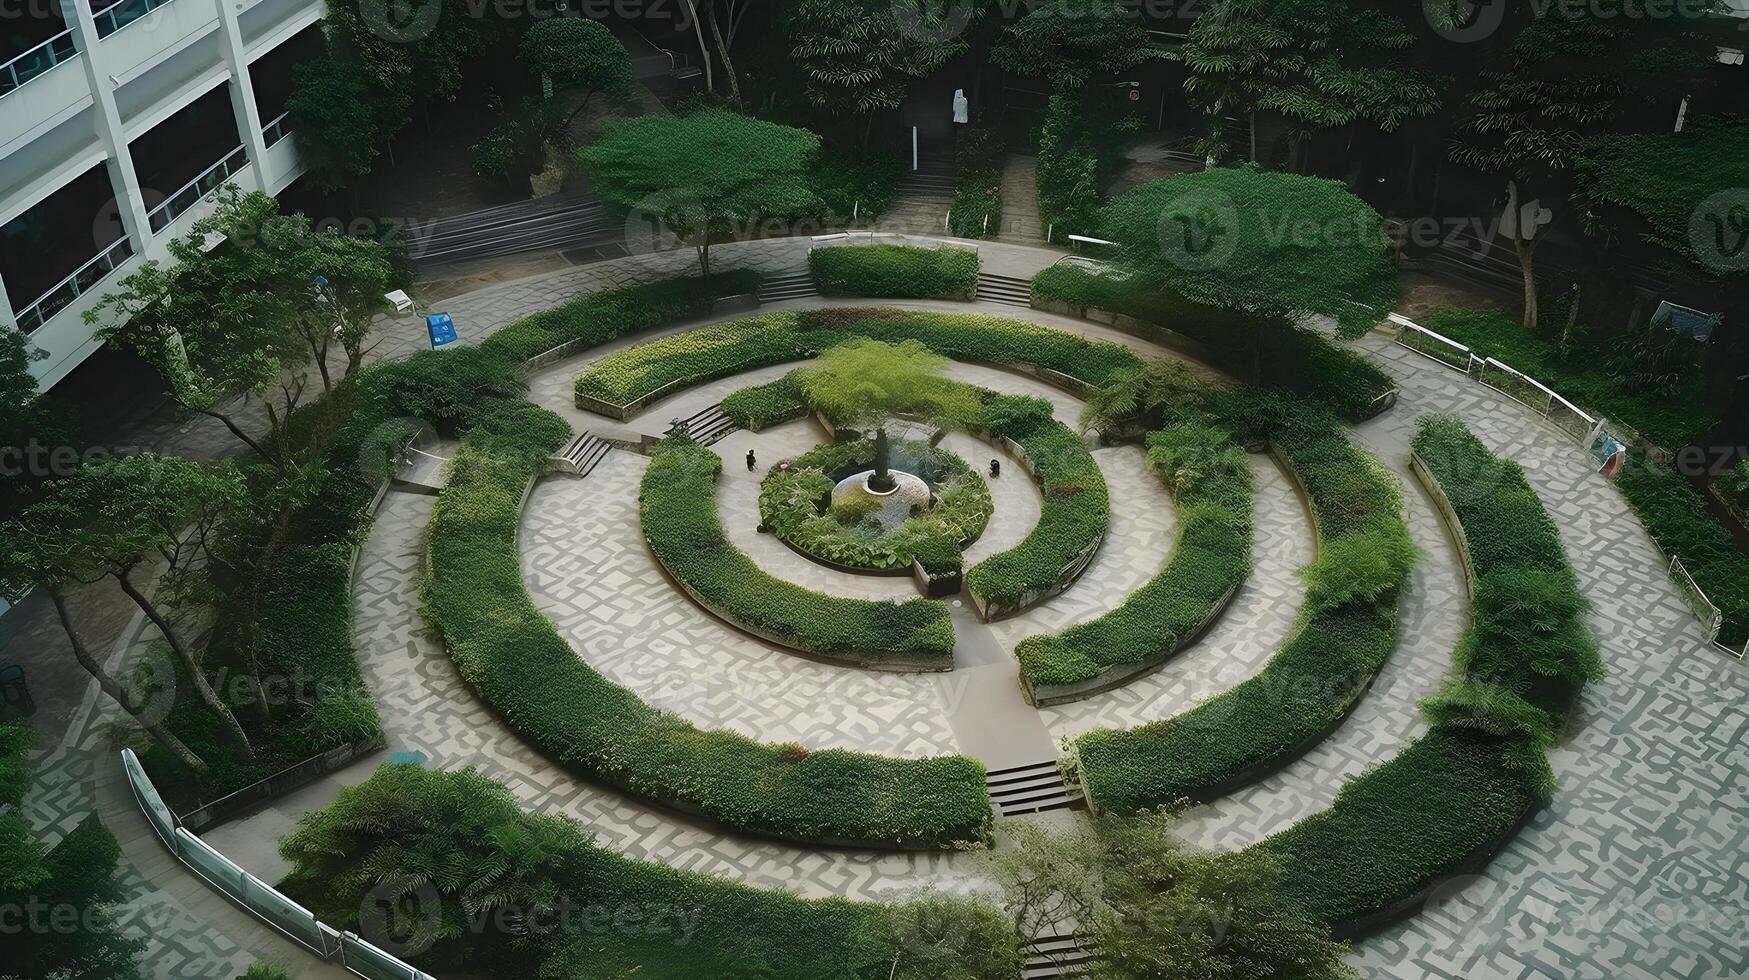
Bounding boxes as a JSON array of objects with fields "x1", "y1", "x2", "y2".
[{"x1": 9, "y1": 237, "x2": 1746, "y2": 978}]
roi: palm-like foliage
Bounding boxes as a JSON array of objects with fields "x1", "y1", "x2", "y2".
[{"x1": 785, "y1": 0, "x2": 985, "y2": 116}]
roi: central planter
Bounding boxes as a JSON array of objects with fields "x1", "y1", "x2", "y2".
[
  {"x1": 759, "y1": 438, "x2": 992, "y2": 587},
  {"x1": 831, "y1": 469, "x2": 933, "y2": 531}
]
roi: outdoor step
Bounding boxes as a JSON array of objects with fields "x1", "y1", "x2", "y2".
[
  {"x1": 977, "y1": 273, "x2": 1035, "y2": 307},
  {"x1": 985, "y1": 759, "x2": 1083, "y2": 817},
  {"x1": 554, "y1": 433, "x2": 613, "y2": 479}
]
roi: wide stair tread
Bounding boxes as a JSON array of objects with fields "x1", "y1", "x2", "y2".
[
  {"x1": 1024, "y1": 933, "x2": 1095, "y2": 978},
  {"x1": 986, "y1": 759, "x2": 1083, "y2": 817},
  {"x1": 758, "y1": 271, "x2": 818, "y2": 302},
  {"x1": 670, "y1": 403, "x2": 739, "y2": 446},
  {"x1": 555, "y1": 432, "x2": 613, "y2": 478},
  {"x1": 977, "y1": 272, "x2": 1034, "y2": 307}
]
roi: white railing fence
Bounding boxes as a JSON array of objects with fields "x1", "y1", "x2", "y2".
[
  {"x1": 122, "y1": 749, "x2": 438, "y2": 980},
  {"x1": 14, "y1": 237, "x2": 135, "y2": 335},
  {"x1": 148, "y1": 145, "x2": 249, "y2": 233},
  {"x1": 0, "y1": 28, "x2": 77, "y2": 97},
  {"x1": 1668, "y1": 557, "x2": 1725, "y2": 647}
]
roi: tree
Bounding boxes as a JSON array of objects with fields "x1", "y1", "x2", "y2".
[
  {"x1": 992, "y1": 0, "x2": 1158, "y2": 89},
  {"x1": 1181, "y1": 0, "x2": 1437, "y2": 168},
  {"x1": 287, "y1": 0, "x2": 503, "y2": 191},
  {"x1": 785, "y1": 0, "x2": 986, "y2": 128},
  {"x1": 1, "y1": 454, "x2": 248, "y2": 769},
  {"x1": 1448, "y1": 10, "x2": 1715, "y2": 329},
  {"x1": 0, "y1": 328, "x2": 65, "y2": 509},
  {"x1": 0, "y1": 723, "x2": 142, "y2": 979},
  {"x1": 87, "y1": 189, "x2": 399, "y2": 722},
  {"x1": 848, "y1": 891, "x2": 1024, "y2": 980},
  {"x1": 987, "y1": 813, "x2": 1357, "y2": 980},
  {"x1": 579, "y1": 110, "x2": 821, "y2": 276},
  {"x1": 795, "y1": 339, "x2": 980, "y2": 491},
  {"x1": 1574, "y1": 115, "x2": 1749, "y2": 424},
  {"x1": 681, "y1": 0, "x2": 753, "y2": 105},
  {"x1": 520, "y1": 17, "x2": 631, "y2": 131},
  {"x1": 1078, "y1": 357, "x2": 1201, "y2": 435},
  {"x1": 1102, "y1": 168, "x2": 1398, "y2": 337}
]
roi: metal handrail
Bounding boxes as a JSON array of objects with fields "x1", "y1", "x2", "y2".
[
  {"x1": 14, "y1": 237, "x2": 135, "y2": 335},
  {"x1": 147, "y1": 144, "x2": 248, "y2": 233},
  {"x1": 262, "y1": 110, "x2": 291, "y2": 146},
  {"x1": 0, "y1": 28, "x2": 77, "y2": 98},
  {"x1": 93, "y1": 0, "x2": 178, "y2": 40}
]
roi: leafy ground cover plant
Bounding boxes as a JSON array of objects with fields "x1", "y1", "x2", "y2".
[{"x1": 808, "y1": 244, "x2": 980, "y2": 300}]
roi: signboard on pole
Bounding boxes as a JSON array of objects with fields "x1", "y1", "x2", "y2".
[{"x1": 426, "y1": 313, "x2": 457, "y2": 350}]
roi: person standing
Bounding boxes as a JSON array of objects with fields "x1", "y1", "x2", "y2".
[{"x1": 746, "y1": 449, "x2": 757, "y2": 471}]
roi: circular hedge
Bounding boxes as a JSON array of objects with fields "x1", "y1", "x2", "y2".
[{"x1": 760, "y1": 438, "x2": 993, "y2": 573}]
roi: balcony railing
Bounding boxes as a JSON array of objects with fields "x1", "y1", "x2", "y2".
[
  {"x1": 14, "y1": 237, "x2": 135, "y2": 335},
  {"x1": 93, "y1": 0, "x2": 178, "y2": 40},
  {"x1": 0, "y1": 29, "x2": 78, "y2": 99},
  {"x1": 262, "y1": 111, "x2": 291, "y2": 147},
  {"x1": 147, "y1": 144, "x2": 248, "y2": 233}
]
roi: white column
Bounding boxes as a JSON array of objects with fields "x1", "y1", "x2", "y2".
[
  {"x1": 213, "y1": 0, "x2": 270, "y2": 182},
  {"x1": 0, "y1": 268, "x2": 17, "y2": 332},
  {"x1": 61, "y1": 0, "x2": 153, "y2": 249}
]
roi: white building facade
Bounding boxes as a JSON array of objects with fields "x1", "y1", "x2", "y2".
[{"x1": 1, "y1": 0, "x2": 324, "y2": 388}]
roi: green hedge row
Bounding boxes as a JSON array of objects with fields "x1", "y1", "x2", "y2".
[
  {"x1": 483, "y1": 268, "x2": 763, "y2": 364},
  {"x1": 1255, "y1": 416, "x2": 1601, "y2": 927},
  {"x1": 722, "y1": 374, "x2": 810, "y2": 430},
  {"x1": 1017, "y1": 421, "x2": 1253, "y2": 693},
  {"x1": 808, "y1": 244, "x2": 980, "y2": 300},
  {"x1": 1617, "y1": 455, "x2": 1749, "y2": 647},
  {"x1": 577, "y1": 308, "x2": 1153, "y2": 414},
  {"x1": 1074, "y1": 393, "x2": 1413, "y2": 814},
  {"x1": 949, "y1": 126, "x2": 1004, "y2": 239},
  {"x1": 644, "y1": 435, "x2": 957, "y2": 661},
  {"x1": 966, "y1": 395, "x2": 1111, "y2": 616},
  {"x1": 1030, "y1": 264, "x2": 1397, "y2": 420},
  {"x1": 282, "y1": 763, "x2": 1019, "y2": 980},
  {"x1": 423, "y1": 415, "x2": 990, "y2": 848}
]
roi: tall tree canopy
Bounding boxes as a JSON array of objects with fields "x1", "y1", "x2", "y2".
[
  {"x1": 1448, "y1": 9, "x2": 1716, "y2": 328},
  {"x1": 520, "y1": 16, "x2": 631, "y2": 126},
  {"x1": 579, "y1": 110, "x2": 820, "y2": 275},
  {"x1": 785, "y1": 0, "x2": 986, "y2": 117},
  {"x1": 1103, "y1": 168, "x2": 1398, "y2": 336},
  {"x1": 1181, "y1": 0, "x2": 1438, "y2": 166},
  {"x1": 992, "y1": 0, "x2": 1158, "y2": 89}
]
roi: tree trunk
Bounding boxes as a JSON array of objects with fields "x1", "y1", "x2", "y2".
[
  {"x1": 1561, "y1": 276, "x2": 1584, "y2": 348},
  {"x1": 708, "y1": 4, "x2": 742, "y2": 106},
  {"x1": 1515, "y1": 234, "x2": 1539, "y2": 330},
  {"x1": 51, "y1": 589, "x2": 210, "y2": 779},
  {"x1": 684, "y1": 0, "x2": 714, "y2": 93},
  {"x1": 116, "y1": 569, "x2": 255, "y2": 758}
]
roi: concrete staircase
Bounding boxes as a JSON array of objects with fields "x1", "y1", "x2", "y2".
[
  {"x1": 671, "y1": 403, "x2": 737, "y2": 446},
  {"x1": 551, "y1": 432, "x2": 612, "y2": 478},
  {"x1": 411, "y1": 194, "x2": 618, "y2": 268},
  {"x1": 1024, "y1": 933, "x2": 1094, "y2": 979},
  {"x1": 996, "y1": 154, "x2": 1050, "y2": 245},
  {"x1": 977, "y1": 272, "x2": 1033, "y2": 308},
  {"x1": 758, "y1": 270, "x2": 818, "y2": 302},
  {"x1": 881, "y1": 152, "x2": 955, "y2": 234},
  {"x1": 986, "y1": 759, "x2": 1083, "y2": 817}
]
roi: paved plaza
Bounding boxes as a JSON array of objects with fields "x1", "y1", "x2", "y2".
[{"x1": 8, "y1": 240, "x2": 1745, "y2": 978}]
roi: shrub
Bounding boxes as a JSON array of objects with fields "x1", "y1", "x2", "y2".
[
  {"x1": 644, "y1": 435, "x2": 956, "y2": 661},
  {"x1": 965, "y1": 395, "x2": 1111, "y2": 616},
  {"x1": 488, "y1": 269, "x2": 762, "y2": 365},
  {"x1": 579, "y1": 308, "x2": 1151, "y2": 415},
  {"x1": 1418, "y1": 308, "x2": 1716, "y2": 450},
  {"x1": 280, "y1": 764, "x2": 1018, "y2": 979},
  {"x1": 1016, "y1": 422, "x2": 1253, "y2": 693},
  {"x1": 949, "y1": 127, "x2": 1004, "y2": 239},
  {"x1": 808, "y1": 244, "x2": 980, "y2": 300},
  {"x1": 1031, "y1": 264, "x2": 1397, "y2": 420},
  {"x1": 722, "y1": 374, "x2": 810, "y2": 430},
  {"x1": 1075, "y1": 392, "x2": 1411, "y2": 813},
  {"x1": 812, "y1": 150, "x2": 901, "y2": 221},
  {"x1": 1616, "y1": 454, "x2": 1749, "y2": 647},
  {"x1": 424, "y1": 421, "x2": 989, "y2": 847},
  {"x1": 1244, "y1": 416, "x2": 1604, "y2": 928},
  {"x1": 1720, "y1": 460, "x2": 1749, "y2": 514}
]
